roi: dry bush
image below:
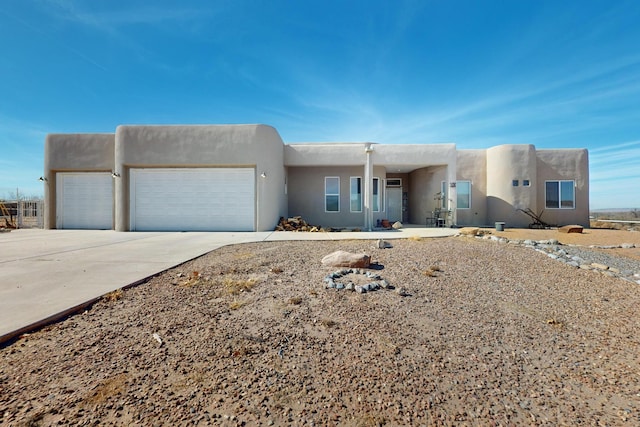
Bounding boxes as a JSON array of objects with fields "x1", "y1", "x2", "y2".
[
  {"x1": 104, "y1": 289, "x2": 123, "y2": 302},
  {"x1": 223, "y1": 277, "x2": 257, "y2": 295},
  {"x1": 181, "y1": 271, "x2": 202, "y2": 287},
  {"x1": 423, "y1": 265, "x2": 442, "y2": 277},
  {"x1": 229, "y1": 299, "x2": 247, "y2": 310},
  {"x1": 319, "y1": 318, "x2": 336, "y2": 328},
  {"x1": 84, "y1": 373, "x2": 128, "y2": 404}
]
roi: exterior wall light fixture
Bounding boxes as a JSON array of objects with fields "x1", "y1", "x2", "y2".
[
  {"x1": 260, "y1": 172, "x2": 267, "y2": 178},
  {"x1": 111, "y1": 171, "x2": 121, "y2": 178},
  {"x1": 38, "y1": 176, "x2": 47, "y2": 182}
]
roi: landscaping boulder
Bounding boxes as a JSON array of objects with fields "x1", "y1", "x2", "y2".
[
  {"x1": 559, "y1": 225, "x2": 583, "y2": 234},
  {"x1": 321, "y1": 251, "x2": 371, "y2": 268},
  {"x1": 459, "y1": 227, "x2": 480, "y2": 236}
]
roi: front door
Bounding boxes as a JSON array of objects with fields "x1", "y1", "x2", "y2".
[{"x1": 386, "y1": 187, "x2": 402, "y2": 222}]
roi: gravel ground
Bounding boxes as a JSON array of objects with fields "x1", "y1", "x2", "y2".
[{"x1": 2, "y1": 236, "x2": 640, "y2": 426}]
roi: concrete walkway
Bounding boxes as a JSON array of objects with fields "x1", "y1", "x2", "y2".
[{"x1": 0, "y1": 227, "x2": 457, "y2": 343}]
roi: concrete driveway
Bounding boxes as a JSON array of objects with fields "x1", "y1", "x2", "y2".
[{"x1": 0, "y1": 227, "x2": 457, "y2": 343}]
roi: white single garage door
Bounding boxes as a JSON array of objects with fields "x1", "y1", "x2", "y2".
[
  {"x1": 130, "y1": 168, "x2": 255, "y2": 231},
  {"x1": 56, "y1": 172, "x2": 113, "y2": 229}
]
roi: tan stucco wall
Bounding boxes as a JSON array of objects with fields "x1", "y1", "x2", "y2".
[
  {"x1": 408, "y1": 166, "x2": 447, "y2": 224},
  {"x1": 113, "y1": 124, "x2": 286, "y2": 231},
  {"x1": 44, "y1": 134, "x2": 115, "y2": 229},
  {"x1": 486, "y1": 145, "x2": 538, "y2": 227},
  {"x1": 287, "y1": 165, "x2": 386, "y2": 228},
  {"x1": 535, "y1": 149, "x2": 589, "y2": 227},
  {"x1": 284, "y1": 143, "x2": 372, "y2": 166},
  {"x1": 456, "y1": 150, "x2": 487, "y2": 226}
]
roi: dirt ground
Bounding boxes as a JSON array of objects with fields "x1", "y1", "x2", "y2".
[{"x1": 1, "y1": 229, "x2": 639, "y2": 426}]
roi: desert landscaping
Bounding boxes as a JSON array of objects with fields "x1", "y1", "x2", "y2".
[{"x1": 1, "y1": 227, "x2": 640, "y2": 426}]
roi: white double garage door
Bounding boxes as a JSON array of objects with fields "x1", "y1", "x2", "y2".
[{"x1": 56, "y1": 169, "x2": 255, "y2": 231}]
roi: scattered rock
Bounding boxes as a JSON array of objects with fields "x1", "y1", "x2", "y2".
[
  {"x1": 152, "y1": 333, "x2": 163, "y2": 346},
  {"x1": 392, "y1": 221, "x2": 403, "y2": 230},
  {"x1": 322, "y1": 268, "x2": 391, "y2": 295},
  {"x1": 376, "y1": 239, "x2": 393, "y2": 249},
  {"x1": 275, "y1": 216, "x2": 323, "y2": 232},
  {"x1": 321, "y1": 251, "x2": 371, "y2": 268},
  {"x1": 395, "y1": 287, "x2": 409, "y2": 296},
  {"x1": 475, "y1": 233, "x2": 640, "y2": 282}
]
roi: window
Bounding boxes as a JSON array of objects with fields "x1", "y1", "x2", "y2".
[
  {"x1": 325, "y1": 177, "x2": 340, "y2": 212},
  {"x1": 440, "y1": 181, "x2": 447, "y2": 209},
  {"x1": 456, "y1": 181, "x2": 471, "y2": 209},
  {"x1": 545, "y1": 180, "x2": 575, "y2": 209},
  {"x1": 373, "y1": 177, "x2": 383, "y2": 212},
  {"x1": 512, "y1": 180, "x2": 519, "y2": 187},
  {"x1": 22, "y1": 201, "x2": 38, "y2": 217},
  {"x1": 523, "y1": 179, "x2": 530, "y2": 187},
  {"x1": 350, "y1": 177, "x2": 362, "y2": 212}
]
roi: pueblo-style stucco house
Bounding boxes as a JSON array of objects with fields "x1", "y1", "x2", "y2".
[{"x1": 43, "y1": 124, "x2": 589, "y2": 231}]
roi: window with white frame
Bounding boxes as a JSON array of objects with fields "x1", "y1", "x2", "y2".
[
  {"x1": 350, "y1": 177, "x2": 362, "y2": 212},
  {"x1": 545, "y1": 180, "x2": 575, "y2": 209},
  {"x1": 456, "y1": 181, "x2": 471, "y2": 209},
  {"x1": 440, "y1": 181, "x2": 447, "y2": 209},
  {"x1": 325, "y1": 177, "x2": 340, "y2": 212},
  {"x1": 523, "y1": 179, "x2": 530, "y2": 187},
  {"x1": 373, "y1": 177, "x2": 383, "y2": 212}
]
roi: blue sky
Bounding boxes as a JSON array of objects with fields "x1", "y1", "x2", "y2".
[{"x1": 1, "y1": 0, "x2": 639, "y2": 209}]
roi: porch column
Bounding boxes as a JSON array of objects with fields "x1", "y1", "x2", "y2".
[
  {"x1": 364, "y1": 143, "x2": 374, "y2": 231},
  {"x1": 447, "y1": 164, "x2": 457, "y2": 226}
]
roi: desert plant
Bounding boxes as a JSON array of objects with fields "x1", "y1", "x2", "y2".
[
  {"x1": 319, "y1": 318, "x2": 336, "y2": 328},
  {"x1": 223, "y1": 277, "x2": 257, "y2": 295},
  {"x1": 104, "y1": 289, "x2": 123, "y2": 302},
  {"x1": 229, "y1": 299, "x2": 247, "y2": 310}
]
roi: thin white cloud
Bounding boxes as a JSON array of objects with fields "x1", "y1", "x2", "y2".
[{"x1": 589, "y1": 140, "x2": 640, "y2": 153}]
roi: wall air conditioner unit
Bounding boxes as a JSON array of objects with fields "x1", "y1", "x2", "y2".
[{"x1": 386, "y1": 178, "x2": 402, "y2": 187}]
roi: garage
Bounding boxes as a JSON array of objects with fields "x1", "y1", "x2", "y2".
[
  {"x1": 130, "y1": 168, "x2": 255, "y2": 231},
  {"x1": 56, "y1": 172, "x2": 113, "y2": 229}
]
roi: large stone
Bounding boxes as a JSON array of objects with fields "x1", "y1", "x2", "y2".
[
  {"x1": 376, "y1": 239, "x2": 393, "y2": 249},
  {"x1": 321, "y1": 251, "x2": 371, "y2": 268},
  {"x1": 558, "y1": 225, "x2": 583, "y2": 233},
  {"x1": 459, "y1": 227, "x2": 480, "y2": 236}
]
